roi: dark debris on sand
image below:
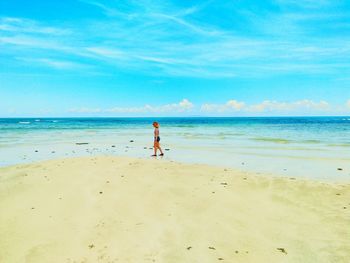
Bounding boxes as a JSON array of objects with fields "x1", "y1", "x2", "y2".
[{"x1": 277, "y1": 248, "x2": 287, "y2": 254}]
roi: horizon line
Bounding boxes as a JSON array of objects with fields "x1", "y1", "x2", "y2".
[{"x1": 1, "y1": 115, "x2": 350, "y2": 119}]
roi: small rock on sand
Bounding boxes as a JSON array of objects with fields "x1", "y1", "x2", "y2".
[{"x1": 337, "y1": 168, "x2": 343, "y2": 171}]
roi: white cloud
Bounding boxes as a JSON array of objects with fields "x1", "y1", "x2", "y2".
[
  {"x1": 178, "y1": 99, "x2": 194, "y2": 111},
  {"x1": 275, "y1": 0, "x2": 332, "y2": 8},
  {"x1": 201, "y1": 100, "x2": 245, "y2": 112},
  {"x1": 85, "y1": 47, "x2": 125, "y2": 59},
  {"x1": 16, "y1": 57, "x2": 87, "y2": 70},
  {"x1": 63, "y1": 99, "x2": 350, "y2": 116},
  {"x1": 1, "y1": 10, "x2": 350, "y2": 77},
  {"x1": 200, "y1": 99, "x2": 332, "y2": 114},
  {"x1": 346, "y1": 100, "x2": 350, "y2": 109},
  {"x1": 69, "y1": 99, "x2": 194, "y2": 114},
  {"x1": 69, "y1": 107, "x2": 102, "y2": 113},
  {"x1": 0, "y1": 17, "x2": 70, "y2": 35},
  {"x1": 247, "y1": 100, "x2": 330, "y2": 112}
]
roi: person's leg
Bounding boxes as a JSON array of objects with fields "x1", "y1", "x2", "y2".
[
  {"x1": 158, "y1": 145, "x2": 164, "y2": 155},
  {"x1": 152, "y1": 141, "x2": 158, "y2": 156}
]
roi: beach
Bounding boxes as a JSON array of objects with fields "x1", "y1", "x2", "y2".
[
  {"x1": 1, "y1": 156, "x2": 349, "y2": 263},
  {"x1": 1, "y1": 117, "x2": 350, "y2": 181}
]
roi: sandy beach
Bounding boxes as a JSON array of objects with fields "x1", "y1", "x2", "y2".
[{"x1": 0, "y1": 156, "x2": 349, "y2": 263}]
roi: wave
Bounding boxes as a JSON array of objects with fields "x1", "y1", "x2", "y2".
[
  {"x1": 253, "y1": 137, "x2": 292, "y2": 144},
  {"x1": 301, "y1": 140, "x2": 321, "y2": 144},
  {"x1": 328, "y1": 143, "x2": 350, "y2": 148},
  {"x1": 18, "y1": 121, "x2": 31, "y2": 124}
]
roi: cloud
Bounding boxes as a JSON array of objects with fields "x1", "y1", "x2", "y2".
[
  {"x1": 200, "y1": 99, "x2": 333, "y2": 114},
  {"x1": 347, "y1": 100, "x2": 350, "y2": 109},
  {"x1": 69, "y1": 99, "x2": 194, "y2": 114},
  {"x1": 201, "y1": 100, "x2": 245, "y2": 112},
  {"x1": 0, "y1": 17, "x2": 70, "y2": 35},
  {"x1": 64, "y1": 99, "x2": 350, "y2": 116},
  {"x1": 247, "y1": 100, "x2": 330, "y2": 112},
  {"x1": 85, "y1": 47, "x2": 126, "y2": 60},
  {"x1": 16, "y1": 57, "x2": 87, "y2": 70},
  {"x1": 69, "y1": 107, "x2": 102, "y2": 113},
  {"x1": 274, "y1": 0, "x2": 333, "y2": 9},
  {"x1": 1, "y1": 0, "x2": 350, "y2": 77}
]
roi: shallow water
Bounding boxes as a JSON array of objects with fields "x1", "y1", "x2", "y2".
[{"x1": 0, "y1": 117, "x2": 349, "y2": 181}]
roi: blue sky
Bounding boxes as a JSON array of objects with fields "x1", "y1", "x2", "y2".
[{"x1": 1, "y1": 0, "x2": 350, "y2": 117}]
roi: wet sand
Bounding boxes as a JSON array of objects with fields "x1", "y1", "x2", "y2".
[{"x1": 0, "y1": 156, "x2": 349, "y2": 263}]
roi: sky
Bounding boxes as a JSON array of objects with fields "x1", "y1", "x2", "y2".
[{"x1": 0, "y1": 0, "x2": 350, "y2": 117}]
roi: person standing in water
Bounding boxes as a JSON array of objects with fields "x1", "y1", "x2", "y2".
[{"x1": 152, "y1": 121, "x2": 164, "y2": 157}]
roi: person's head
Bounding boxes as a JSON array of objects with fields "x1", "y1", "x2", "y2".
[{"x1": 153, "y1": 121, "x2": 159, "y2": 128}]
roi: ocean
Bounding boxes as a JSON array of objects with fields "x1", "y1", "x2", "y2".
[{"x1": 1, "y1": 117, "x2": 349, "y2": 180}]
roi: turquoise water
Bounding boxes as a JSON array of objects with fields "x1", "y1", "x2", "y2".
[{"x1": 0, "y1": 117, "x2": 349, "y2": 180}]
